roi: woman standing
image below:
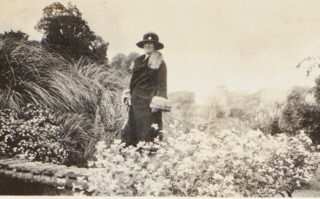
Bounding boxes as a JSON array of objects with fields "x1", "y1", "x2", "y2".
[{"x1": 121, "y1": 32, "x2": 171, "y2": 146}]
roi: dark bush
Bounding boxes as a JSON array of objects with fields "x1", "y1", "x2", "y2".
[{"x1": 279, "y1": 87, "x2": 320, "y2": 144}]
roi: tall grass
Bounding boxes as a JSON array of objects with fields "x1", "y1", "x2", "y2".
[{"x1": 0, "y1": 38, "x2": 128, "y2": 165}]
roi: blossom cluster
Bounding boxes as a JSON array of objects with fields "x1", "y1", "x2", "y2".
[
  {"x1": 0, "y1": 104, "x2": 68, "y2": 164},
  {"x1": 86, "y1": 122, "x2": 320, "y2": 197}
]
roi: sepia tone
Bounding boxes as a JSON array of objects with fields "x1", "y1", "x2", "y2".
[{"x1": 0, "y1": 0, "x2": 320, "y2": 196}]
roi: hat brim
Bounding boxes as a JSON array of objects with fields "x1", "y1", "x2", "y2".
[{"x1": 136, "y1": 40, "x2": 164, "y2": 50}]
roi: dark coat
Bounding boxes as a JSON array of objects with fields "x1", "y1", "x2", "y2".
[{"x1": 121, "y1": 54, "x2": 167, "y2": 146}]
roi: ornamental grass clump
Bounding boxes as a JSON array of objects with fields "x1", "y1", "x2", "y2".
[
  {"x1": 86, "y1": 123, "x2": 320, "y2": 197},
  {"x1": 0, "y1": 38, "x2": 68, "y2": 108},
  {"x1": 0, "y1": 37, "x2": 127, "y2": 165}
]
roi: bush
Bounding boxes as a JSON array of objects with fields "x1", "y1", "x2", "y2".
[
  {"x1": 85, "y1": 125, "x2": 320, "y2": 197},
  {"x1": 200, "y1": 87, "x2": 285, "y2": 134},
  {"x1": 20, "y1": 60, "x2": 125, "y2": 165},
  {"x1": 279, "y1": 87, "x2": 320, "y2": 144},
  {"x1": 0, "y1": 36, "x2": 126, "y2": 165},
  {"x1": 0, "y1": 104, "x2": 68, "y2": 164},
  {"x1": 167, "y1": 91, "x2": 197, "y2": 131}
]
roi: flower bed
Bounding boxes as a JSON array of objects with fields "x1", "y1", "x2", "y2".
[
  {"x1": 0, "y1": 104, "x2": 68, "y2": 164},
  {"x1": 86, "y1": 124, "x2": 320, "y2": 197}
]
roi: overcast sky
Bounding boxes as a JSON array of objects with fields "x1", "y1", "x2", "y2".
[{"x1": 2, "y1": 0, "x2": 320, "y2": 103}]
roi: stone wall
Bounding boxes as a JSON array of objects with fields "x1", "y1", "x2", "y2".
[{"x1": 0, "y1": 158, "x2": 91, "y2": 195}]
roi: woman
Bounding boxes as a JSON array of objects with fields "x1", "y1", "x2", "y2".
[{"x1": 121, "y1": 32, "x2": 171, "y2": 146}]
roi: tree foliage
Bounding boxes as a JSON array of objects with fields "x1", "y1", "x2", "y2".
[
  {"x1": 167, "y1": 91, "x2": 196, "y2": 131},
  {"x1": 35, "y1": 2, "x2": 108, "y2": 63},
  {"x1": 279, "y1": 86, "x2": 320, "y2": 144},
  {"x1": 0, "y1": 30, "x2": 29, "y2": 41},
  {"x1": 110, "y1": 52, "x2": 139, "y2": 72}
]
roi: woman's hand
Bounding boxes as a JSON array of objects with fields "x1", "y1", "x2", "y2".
[
  {"x1": 124, "y1": 98, "x2": 131, "y2": 106},
  {"x1": 121, "y1": 89, "x2": 131, "y2": 106}
]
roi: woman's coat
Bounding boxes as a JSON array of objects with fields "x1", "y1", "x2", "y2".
[{"x1": 121, "y1": 52, "x2": 167, "y2": 146}]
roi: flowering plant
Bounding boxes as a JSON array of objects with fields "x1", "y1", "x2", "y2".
[
  {"x1": 86, "y1": 122, "x2": 320, "y2": 197},
  {"x1": 0, "y1": 104, "x2": 68, "y2": 164}
]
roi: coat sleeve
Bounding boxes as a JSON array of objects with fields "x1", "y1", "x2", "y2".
[
  {"x1": 156, "y1": 61, "x2": 167, "y2": 98},
  {"x1": 129, "y1": 59, "x2": 138, "y2": 94}
]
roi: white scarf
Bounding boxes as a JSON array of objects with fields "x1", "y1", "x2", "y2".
[
  {"x1": 130, "y1": 51, "x2": 163, "y2": 70},
  {"x1": 147, "y1": 51, "x2": 163, "y2": 69}
]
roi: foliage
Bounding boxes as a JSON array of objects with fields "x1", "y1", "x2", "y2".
[
  {"x1": 35, "y1": 2, "x2": 108, "y2": 63},
  {"x1": 110, "y1": 52, "x2": 139, "y2": 72},
  {"x1": 279, "y1": 87, "x2": 320, "y2": 144},
  {"x1": 296, "y1": 56, "x2": 320, "y2": 77},
  {"x1": 292, "y1": 56, "x2": 320, "y2": 144},
  {"x1": 85, "y1": 124, "x2": 320, "y2": 197},
  {"x1": 0, "y1": 30, "x2": 29, "y2": 41},
  {"x1": 168, "y1": 91, "x2": 195, "y2": 106},
  {"x1": 91, "y1": 35, "x2": 109, "y2": 64},
  {"x1": 0, "y1": 33, "x2": 127, "y2": 166},
  {"x1": 0, "y1": 104, "x2": 68, "y2": 164},
  {"x1": 167, "y1": 91, "x2": 197, "y2": 131},
  {"x1": 0, "y1": 34, "x2": 67, "y2": 102},
  {"x1": 314, "y1": 75, "x2": 320, "y2": 104},
  {"x1": 110, "y1": 52, "x2": 139, "y2": 88},
  {"x1": 200, "y1": 86, "x2": 285, "y2": 134}
]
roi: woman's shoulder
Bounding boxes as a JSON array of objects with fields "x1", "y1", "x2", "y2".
[
  {"x1": 130, "y1": 52, "x2": 166, "y2": 70},
  {"x1": 135, "y1": 54, "x2": 146, "y2": 62},
  {"x1": 130, "y1": 54, "x2": 145, "y2": 70}
]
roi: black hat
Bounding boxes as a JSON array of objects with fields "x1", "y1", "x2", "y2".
[{"x1": 136, "y1": 32, "x2": 164, "y2": 50}]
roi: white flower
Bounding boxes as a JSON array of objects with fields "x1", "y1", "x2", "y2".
[
  {"x1": 151, "y1": 123, "x2": 159, "y2": 130},
  {"x1": 96, "y1": 141, "x2": 107, "y2": 151}
]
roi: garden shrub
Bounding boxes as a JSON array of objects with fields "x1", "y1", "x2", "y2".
[
  {"x1": 200, "y1": 87, "x2": 285, "y2": 134},
  {"x1": 0, "y1": 35, "x2": 127, "y2": 165},
  {"x1": 0, "y1": 104, "x2": 68, "y2": 164},
  {"x1": 166, "y1": 91, "x2": 197, "y2": 132},
  {"x1": 279, "y1": 87, "x2": 320, "y2": 144},
  {"x1": 85, "y1": 124, "x2": 320, "y2": 197}
]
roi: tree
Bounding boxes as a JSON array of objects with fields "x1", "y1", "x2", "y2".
[
  {"x1": 110, "y1": 53, "x2": 126, "y2": 68},
  {"x1": 110, "y1": 52, "x2": 139, "y2": 72},
  {"x1": 279, "y1": 87, "x2": 320, "y2": 144},
  {"x1": 168, "y1": 91, "x2": 196, "y2": 131},
  {"x1": 289, "y1": 57, "x2": 320, "y2": 143},
  {"x1": 35, "y1": 2, "x2": 108, "y2": 63},
  {"x1": 0, "y1": 30, "x2": 29, "y2": 41},
  {"x1": 126, "y1": 52, "x2": 140, "y2": 70},
  {"x1": 0, "y1": 30, "x2": 31, "y2": 91},
  {"x1": 91, "y1": 35, "x2": 109, "y2": 64},
  {"x1": 168, "y1": 91, "x2": 195, "y2": 108}
]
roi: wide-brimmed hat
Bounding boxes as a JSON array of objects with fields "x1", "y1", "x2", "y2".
[{"x1": 136, "y1": 32, "x2": 164, "y2": 50}]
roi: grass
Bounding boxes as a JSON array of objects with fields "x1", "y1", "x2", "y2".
[{"x1": 0, "y1": 37, "x2": 129, "y2": 166}]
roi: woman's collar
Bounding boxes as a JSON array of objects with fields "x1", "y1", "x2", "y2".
[
  {"x1": 147, "y1": 51, "x2": 163, "y2": 69},
  {"x1": 143, "y1": 53, "x2": 151, "y2": 61}
]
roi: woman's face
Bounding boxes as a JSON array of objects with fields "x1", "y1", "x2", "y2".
[{"x1": 143, "y1": 42, "x2": 155, "y2": 54}]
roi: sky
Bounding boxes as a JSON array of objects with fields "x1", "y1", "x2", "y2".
[{"x1": 1, "y1": 0, "x2": 320, "y2": 103}]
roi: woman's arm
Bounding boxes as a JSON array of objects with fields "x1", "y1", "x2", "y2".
[
  {"x1": 121, "y1": 89, "x2": 131, "y2": 105},
  {"x1": 150, "y1": 61, "x2": 171, "y2": 112},
  {"x1": 156, "y1": 61, "x2": 167, "y2": 98}
]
